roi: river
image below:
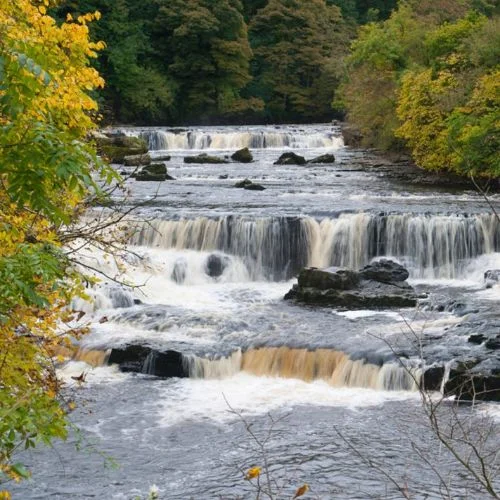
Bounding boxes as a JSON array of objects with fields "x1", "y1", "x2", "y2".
[{"x1": 13, "y1": 124, "x2": 500, "y2": 499}]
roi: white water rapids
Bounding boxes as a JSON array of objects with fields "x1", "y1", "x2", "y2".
[{"x1": 13, "y1": 124, "x2": 500, "y2": 499}]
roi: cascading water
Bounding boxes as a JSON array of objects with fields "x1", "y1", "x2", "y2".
[
  {"x1": 186, "y1": 347, "x2": 420, "y2": 391},
  {"x1": 135, "y1": 128, "x2": 344, "y2": 151},
  {"x1": 16, "y1": 124, "x2": 500, "y2": 500},
  {"x1": 129, "y1": 213, "x2": 500, "y2": 280}
]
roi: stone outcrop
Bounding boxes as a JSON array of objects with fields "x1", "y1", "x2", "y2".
[
  {"x1": 108, "y1": 345, "x2": 187, "y2": 378},
  {"x1": 485, "y1": 269, "x2": 500, "y2": 288},
  {"x1": 231, "y1": 147, "x2": 253, "y2": 163},
  {"x1": 184, "y1": 153, "x2": 228, "y2": 164},
  {"x1": 285, "y1": 259, "x2": 418, "y2": 309},
  {"x1": 307, "y1": 153, "x2": 336, "y2": 164},
  {"x1": 205, "y1": 254, "x2": 229, "y2": 278},
  {"x1": 124, "y1": 154, "x2": 151, "y2": 166},
  {"x1": 135, "y1": 163, "x2": 173, "y2": 181},
  {"x1": 341, "y1": 125, "x2": 363, "y2": 147},
  {"x1": 274, "y1": 152, "x2": 306, "y2": 166},
  {"x1": 234, "y1": 179, "x2": 265, "y2": 190},
  {"x1": 96, "y1": 133, "x2": 148, "y2": 163}
]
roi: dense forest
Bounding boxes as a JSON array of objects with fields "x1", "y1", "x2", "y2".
[{"x1": 51, "y1": 0, "x2": 498, "y2": 176}]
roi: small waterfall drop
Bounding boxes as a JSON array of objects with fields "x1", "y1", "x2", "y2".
[
  {"x1": 73, "y1": 348, "x2": 111, "y2": 367},
  {"x1": 137, "y1": 129, "x2": 343, "y2": 151},
  {"x1": 129, "y1": 213, "x2": 500, "y2": 280},
  {"x1": 186, "y1": 347, "x2": 420, "y2": 391}
]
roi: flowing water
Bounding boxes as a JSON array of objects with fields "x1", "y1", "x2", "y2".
[{"x1": 13, "y1": 124, "x2": 500, "y2": 499}]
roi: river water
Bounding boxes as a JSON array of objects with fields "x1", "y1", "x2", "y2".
[{"x1": 13, "y1": 124, "x2": 500, "y2": 499}]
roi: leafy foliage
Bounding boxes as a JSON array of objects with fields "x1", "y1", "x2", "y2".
[{"x1": 0, "y1": 0, "x2": 114, "y2": 487}]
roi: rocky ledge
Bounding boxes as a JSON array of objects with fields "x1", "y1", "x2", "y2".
[{"x1": 285, "y1": 259, "x2": 418, "y2": 309}]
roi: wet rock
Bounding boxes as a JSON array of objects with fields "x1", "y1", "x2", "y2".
[
  {"x1": 307, "y1": 153, "x2": 336, "y2": 164},
  {"x1": 184, "y1": 153, "x2": 227, "y2": 164},
  {"x1": 108, "y1": 345, "x2": 188, "y2": 378},
  {"x1": 135, "y1": 163, "x2": 170, "y2": 182},
  {"x1": 485, "y1": 269, "x2": 500, "y2": 288},
  {"x1": 485, "y1": 336, "x2": 500, "y2": 350},
  {"x1": 341, "y1": 125, "x2": 363, "y2": 147},
  {"x1": 274, "y1": 152, "x2": 307, "y2": 166},
  {"x1": 422, "y1": 366, "x2": 445, "y2": 391},
  {"x1": 231, "y1": 147, "x2": 253, "y2": 163},
  {"x1": 153, "y1": 154, "x2": 171, "y2": 161},
  {"x1": 444, "y1": 360, "x2": 500, "y2": 402},
  {"x1": 285, "y1": 260, "x2": 417, "y2": 309},
  {"x1": 468, "y1": 334, "x2": 486, "y2": 345},
  {"x1": 171, "y1": 258, "x2": 188, "y2": 284},
  {"x1": 219, "y1": 174, "x2": 229, "y2": 179},
  {"x1": 360, "y1": 259, "x2": 409, "y2": 283},
  {"x1": 96, "y1": 134, "x2": 148, "y2": 163},
  {"x1": 124, "y1": 154, "x2": 151, "y2": 166},
  {"x1": 234, "y1": 178, "x2": 253, "y2": 188},
  {"x1": 205, "y1": 254, "x2": 229, "y2": 278},
  {"x1": 244, "y1": 183, "x2": 265, "y2": 191}
]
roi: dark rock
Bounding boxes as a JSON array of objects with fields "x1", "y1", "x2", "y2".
[
  {"x1": 341, "y1": 125, "x2": 363, "y2": 147},
  {"x1": 285, "y1": 261, "x2": 417, "y2": 309},
  {"x1": 422, "y1": 366, "x2": 445, "y2": 391},
  {"x1": 206, "y1": 254, "x2": 229, "y2": 278},
  {"x1": 444, "y1": 367, "x2": 500, "y2": 402},
  {"x1": 485, "y1": 269, "x2": 500, "y2": 288},
  {"x1": 135, "y1": 163, "x2": 168, "y2": 182},
  {"x1": 485, "y1": 336, "x2": 500, "y2": 350},
  {"x1": 274, "y1": 152, "x2": 307, "y2": 166},
  {"x1": 234, "y1": 178, "x2": 253, "y2": 188},
  {"x1": 298, "y1": 267, "x2": 359, "y2": 290},
  {"x1": 108, "y1": 345, "x2": 188, "y2": 378},
  {"x1": 171, "y1": 258, "x2": 188, "y2": 284},
  {"x1": 219, "y1": 174, "x2": 229, "y2": 179},
  {"x1": 360, "y1": 259, "x2": 409, "y2": 283},
  {"x1": 142, "y1": 350, "x2": 187, "y2": 378},
  {"x1": 307, "y1": 153, "x2": 336, "y2": 164},
  {"x1": 96, "y1": 135, "x2": 148, "y2": 163},
  {"x1": 108, "y1": 345, "x2": 151, "y2": 366},
  {"x1": 468, "y1": 334, "x2": 486, "y2": 345},
  {"x1": 153, "y1": 154, "x2": 171, "y2": 161},
  {"x1": 133, "y1": 299, "x2": 142, "y2": 305},
  {"x1": 184, "y1": 153, "x2": 227, "y2": 164},
  {"x1": 244, "y1": 183, "x2": 265, "y2": 191},
  {"x1": 124, "y1": 154, "x2": 151, "y2": 166},
  {"x1": 231, "y1": 147, "x2": 253, "y2": 163}
]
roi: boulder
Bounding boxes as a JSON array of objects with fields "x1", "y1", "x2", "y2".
[
  {"x1": 206, "y1": 254, "x2": 229, "y2": 278},
  {"x1": 360, "y1": 259, "x2": 409, "y2": 283},
  {"x1": 231, "y1": 147, "x2": 253, "y2": 163},
  {"x1": 96, "y1": 134, "x2": 148, "y2": 163},
  {"x1": 274, "y1": 152, "x2": 306, "y2": 166},
  {"x1": 444, "y1": 360, "x2": 500, "y2": 402},
  {"x1": 124, "y1": 154, "x2": 151, "y2": 166},
  {"x1": 485, "y1": 269, "x2": 500, "y2": 288},
  {"x1": 153, "y1": 154, "x2": 171, "y2": 161},
  {"x1": 184, "y1": 153, "x2": 228, "y2": 164},
  {"x1": 235, "y1": 178, "x2": 253, "y2": 188},
  {"x1": 285, "y1": 260, "x2": 418, "y2": 309},
  {"x1": 219, "y1": 174, "x2": 229, "y2": 179},
  {"x1": 108, "y1": 345, "x2": 188, "y2": 378},
  {"x1": 135, "y1": 163, "x2": 172, "y2": 182},
  {"x1": 244, "y1": 183, "x2": 266, "y2": 191},
  {"x1": 307, "y1": 153, "x2": 336, "y2": 164}
]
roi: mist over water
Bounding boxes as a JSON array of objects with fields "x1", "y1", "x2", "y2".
[{"x1": 14, "y1": 124, "x2": 500, "y2": 499}]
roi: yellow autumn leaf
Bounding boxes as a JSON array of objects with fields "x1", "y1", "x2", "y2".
[
  {"x1": 245, "y1": 466, "x2": 261, "y2": 480},
  {"x1": 0, "y1": 491, "x2": 12, "y2": 500},
  {"x1": 293, "y1": 484, "x2": 309, "y2": 498}
]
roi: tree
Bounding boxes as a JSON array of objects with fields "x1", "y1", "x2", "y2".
[
  {"x1": 57, "y1": 0, "x2": 175, "y2": 124},
  {"x1": 0, "y1": 0, "x2": 115, "y2": 488},
  {"x1": 153, "y1": 0, "x2": 261, "y2": 123},
  {"x1": 249, "y1": 0, "x2": 349, "y2": 121}
]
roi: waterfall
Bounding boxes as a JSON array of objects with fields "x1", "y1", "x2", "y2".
[
  {"x1": 129, "y1": 213, "x2": 500, "y2": 280},
  {"x1": 73, "y1": 348, "x2": 111, "y2": 367},
  {"x1": 137, "y1": 129, "x2": 343, "y2": 151},
  {"x1": 186, "y1": 347, "x2": 420, "y2": 391}
]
